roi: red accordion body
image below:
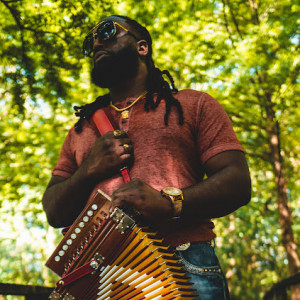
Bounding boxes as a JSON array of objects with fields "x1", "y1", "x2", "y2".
[{"x1": 46, "y1": 190, "x2": 197, "y2": 300}]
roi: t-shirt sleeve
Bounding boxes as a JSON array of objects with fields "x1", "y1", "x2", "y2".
[
  {"x1": 196, "y1": 92, "x2": 244, "y2": 164},
  {"x1": 52, "y1": 128, "x2": 78, "y2": 178}
]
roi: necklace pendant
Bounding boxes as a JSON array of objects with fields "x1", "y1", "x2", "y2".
[{"x1": 121, "y1": 110, "x2": 129, "y2": 119}]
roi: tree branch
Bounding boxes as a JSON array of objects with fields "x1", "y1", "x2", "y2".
[
  {"x1": 1, "y1": 0, "x2": 27, "y2": 64},
  {"x1": 1, "y1": 0, "x2": 62, "y2": 38},
  {"x1": 248, "y1": 0, "x2": 260, "y2": 24},
  {"x1": 221, "y1": 0, "x2": 236, "y2": 47},
  {"x1": 244, "y1": 151, "x2": 271, "y2": 162},
  {"x1": 225, "y1": 0, "x2": 243, "y2": 39}
]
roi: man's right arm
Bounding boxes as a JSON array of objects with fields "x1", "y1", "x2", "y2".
[{"x1": 42, "y1": 131, "x2": 133, "y2": 228}]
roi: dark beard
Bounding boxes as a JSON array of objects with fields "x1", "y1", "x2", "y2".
[{"x1": 91, "y1": 44, "x2": 140, "y2": 88}]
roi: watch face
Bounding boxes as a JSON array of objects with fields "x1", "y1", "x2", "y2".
[{"x1": 163, "y1": 187, "x2": 182, "y2": 196}]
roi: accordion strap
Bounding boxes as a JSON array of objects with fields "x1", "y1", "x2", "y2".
[
  {"x1": 92, "y1": 108, "x2": 130, "y2": 183},
  {"x1": 58, "y1": 259, "x2": 98, "y2": 286},
  {"x1": 92, "y1": 108, "x2": 115, "y2": 135}
]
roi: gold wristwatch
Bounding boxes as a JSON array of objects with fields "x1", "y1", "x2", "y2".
[{"x1": 161, "y1": 187, "x2": 184, "y2": 219}]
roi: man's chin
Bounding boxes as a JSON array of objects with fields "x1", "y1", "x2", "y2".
[
  {"x1": 91, "y1": 44, "x2": 140, "y2": 88},
  {"x1": 91, "y1": 65, "x2": 136, "y2": 89},
  {"x1": 91, "y1": 75, "x2": 112, "y2": 88},
  {"x1": 91, "y1": 65, "x2": 114, "y2": 88}
]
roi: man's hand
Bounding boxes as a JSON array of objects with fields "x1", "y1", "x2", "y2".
[
  {"x1": 85, "y1": 130, "x2": 133, "y2": 181},
  {"x1": 42, "y1": 130, "x2": 134, "y2": 228},
  {"x1": 111, "y1": 179, "x2": 173, "y2": 220}
]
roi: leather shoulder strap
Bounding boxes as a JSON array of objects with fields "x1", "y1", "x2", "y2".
[{"x1": 92, "y1": 109, "x2": 130, "y2": 183}]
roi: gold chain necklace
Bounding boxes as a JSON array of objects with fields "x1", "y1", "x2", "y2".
[{"x1": 110, "y1": 90, "x2": 147, "y2": 119}]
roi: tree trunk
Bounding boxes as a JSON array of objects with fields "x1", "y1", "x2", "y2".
[{"x1": 266, "y1": 102, "x2": 300, "y2": 299}]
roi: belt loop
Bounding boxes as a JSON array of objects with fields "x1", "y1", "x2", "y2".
[
  {"x1": 176, "y1": 240, "x2": 215, "y2": 251},
  {"x1": 211, "y1": 239, "x2": 215, "y2": 249},
  {"x1": 176, "y1": 242, "x2": 191, "y2": 251}
]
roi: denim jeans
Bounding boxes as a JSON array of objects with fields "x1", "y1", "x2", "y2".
[{"x1": 176, "y1": 242, "x2": 230, "y2": 300}]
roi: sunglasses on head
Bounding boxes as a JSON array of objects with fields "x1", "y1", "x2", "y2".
[{"x1": 82, "y1": 20, "x2": 139, "y2": 57}]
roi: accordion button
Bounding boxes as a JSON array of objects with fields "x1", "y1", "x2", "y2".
[
  {"x1": 59, "y1": 250, "x2": 65, "y2": 256},
  {"x1": 92, "y1": 204, "x2": 98, "y2": 210},
  {"x1": 67, "y1": 239, "x2": 72, "y2": 245},
  {"x1": 58, "y1": 280, "x2": 64, "y2": 286},
  {"x1": 55, "y1": 256, "x2": 60, "y2": 262},
  {"x1": 87, "y1": 210, "x2": 93, "y2": 216},
  {"x1": 90, "y1": 260, "x2": 99, "y2": 270},
  {"x1": 83, "y1": 216, "x2": 89, "y2": 222},
  {"x1": 71, "y1": 233, "x2": 76, "y2": 239},
  {"x1": 75, "y1": 228, "x2": 81, "y2": 234},
  {"x1": 79, "y1": 222, "x2": 85, "y2": 228},
  {"x1": 62, "y1": 245, "x2": 68, "y2": 250}
]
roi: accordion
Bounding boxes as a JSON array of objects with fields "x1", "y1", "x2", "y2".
[{"x1": 46, "y1": 189, "x2": 197, "y2": 300}]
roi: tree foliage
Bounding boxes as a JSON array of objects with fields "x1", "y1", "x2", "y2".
[{"x1": 1, "y1": 0, "x2": 299, "y2": 299}]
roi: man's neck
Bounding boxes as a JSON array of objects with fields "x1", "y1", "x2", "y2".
[{"x1": 109, "y1": 62, "x2": 148, "y2": 104}]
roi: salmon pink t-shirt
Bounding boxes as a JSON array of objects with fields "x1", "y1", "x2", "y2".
[{"x1": 52, "y1": 89, "x2": 243, "y2": 246}]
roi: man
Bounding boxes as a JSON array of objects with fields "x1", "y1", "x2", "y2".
[{"x1": 42, "y1": 15, "x2": 251, "y2": 299}]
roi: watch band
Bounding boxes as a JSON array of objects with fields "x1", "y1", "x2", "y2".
[{"x1": 161, "y1": 187, "x2": 183, "y2": 219}]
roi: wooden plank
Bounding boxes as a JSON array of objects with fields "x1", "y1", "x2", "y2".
[{"x1": 0, "y1": 283, "x2": 53, "y2": 297}]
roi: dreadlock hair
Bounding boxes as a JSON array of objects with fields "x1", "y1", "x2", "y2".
[{"x1": 74, "y1": 15, "x2": 184, "y2": 133}]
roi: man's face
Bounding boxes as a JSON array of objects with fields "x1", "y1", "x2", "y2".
[{"x1": 91, "y1": 18, "x2": 140, "y2": 88}]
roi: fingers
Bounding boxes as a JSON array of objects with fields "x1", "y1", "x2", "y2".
[
  {"x1": 111, "y1": 197, "x2": 127, "y2": 209},
  {"x1": 113, "y1": 130, "x2": 128, "y2": 139},
  {"x1": 110, "y1": 193, "x2": 133, "y2": 215},
  {"x1": 111, "y1": 130, "x2": 133, "y2": 155},
  {"x1": 93, "y1": 130, "x2": 134, "y2": 173},
  {"x1": 104, "y1": 131, "x2": 133, "y2": 155},
  {"x1": 112, "y1": 186, "x2": 136, "y2": 208},
  {"x1": 116, "y1": 139, "x2": 133, "y2": 157},
  {"x1": 111, "y1": 179, "x2": 144, "y2": 209},
  {"x1": 111, "y1": 180, "x2": 173, "y2": 220},
  {"x1": 122, "y1": 143, "x2": 134, "y2": 155},
  {"x1": 113, "y1": 178, "x2": 143, "y2": 194}
]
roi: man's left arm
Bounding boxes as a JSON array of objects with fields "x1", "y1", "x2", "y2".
[{"x1": 111, "y1": 149, "x2": 251, "y2": 220}]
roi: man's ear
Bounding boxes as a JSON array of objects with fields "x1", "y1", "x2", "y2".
[{"x1": 137, "y1": 40, "x2": 148, "y2": 56}]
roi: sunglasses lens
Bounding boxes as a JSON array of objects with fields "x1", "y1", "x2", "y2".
[
  {"x1": 82, "y1": 21, "x2": 117, "y2": 57},
  {"x1": 97, "y1": 21, "x2": 115, "y2": 41},
  {"x1": 82, "y1": 34, "x2": 94, "y2": 56}
]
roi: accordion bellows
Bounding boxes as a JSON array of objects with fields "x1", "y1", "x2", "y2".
[{"x1": 46, "y1": 190, "x2": 197, "y2": 299}]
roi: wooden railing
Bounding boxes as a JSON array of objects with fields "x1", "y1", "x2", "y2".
[
  {"x1": 0, "y1": 283, "x2": 53, "y2": 300},
  {"x1": 2, "y1": 275, "x2": 300, "y2": 300},
  {"x1": 263, "y1": 273, "x2": 300, "y2": 300}
]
